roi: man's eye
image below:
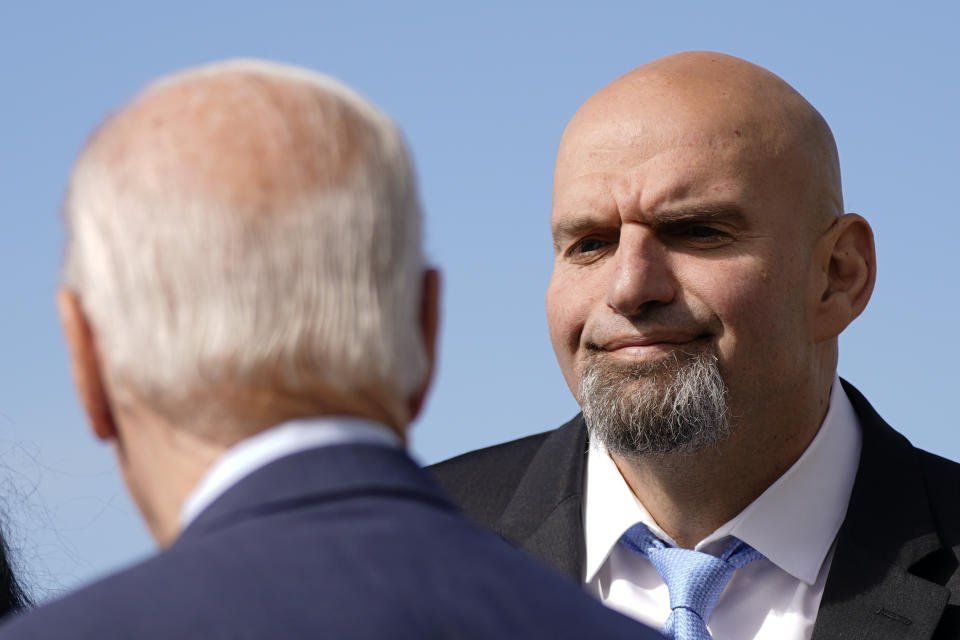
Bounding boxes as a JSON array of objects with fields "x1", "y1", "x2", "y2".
[
  {"x1": 670, "y1": 225, "x2": 733, "y2": 246},
  {"x1": 570, "y1": 237, "x2": 609, "y2": 255},
  {"x1": 684, "y1": 226, "x2": 724, "y2": 239}
]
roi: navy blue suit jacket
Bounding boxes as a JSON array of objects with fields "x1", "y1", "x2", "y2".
[{"x1": 0, "y1": 444, "x2": 658, "y2": 639}]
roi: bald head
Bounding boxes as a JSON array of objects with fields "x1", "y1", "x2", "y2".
[
  {"x1": 558, "y1": 51, "x2": 843, "y2": 229},
  {"x1": 63, "y1": 60, "x2": 428, "y2": 435}
]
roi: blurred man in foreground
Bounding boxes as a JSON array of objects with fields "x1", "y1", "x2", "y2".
[
  {"x1": 0, "y1": 60, "x2": 656, "y2": 639},
  {"x1": 432, "y1": 51, "x2": 960, "y2": 639}
]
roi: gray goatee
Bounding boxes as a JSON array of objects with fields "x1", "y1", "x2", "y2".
[{"x1": 579, "y1": 350, "x2": 730, "y2": 457}]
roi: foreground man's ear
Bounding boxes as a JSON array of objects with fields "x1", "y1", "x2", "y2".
[
  {"x1": 57, "y1": 289, "x2": 117, "y2": 441},
  {"x1": 408, "y1": 268, "x2": 441, "y2": 422},
  {"x1": 811, "y1": 213, "x2": 877, "y2": 343}
]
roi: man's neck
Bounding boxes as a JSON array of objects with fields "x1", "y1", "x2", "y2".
[
  {"x1": 113, "y1": 387, "x2": 412, "y2": 546},
  {"x1": 115, "y1": 416, "x2": 226, "y2": 547},
  {"x1": 612, "y1": 380, "x2": 833, "y2": 549},
  {"x1": 179, "y1": 416, "x2": 403, "y2": 529}
]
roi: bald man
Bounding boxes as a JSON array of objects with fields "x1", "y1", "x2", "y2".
[
  {"x1": 432, "y1": 52, "x2": 960, "y2": 640},
  {"x1": 0, "y1": 61, "x2": 658, "y2": 639}
]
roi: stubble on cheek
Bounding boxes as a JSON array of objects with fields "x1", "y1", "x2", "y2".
[{"x1": 546, "y1": 278, "x2": 594, "y2": 399}]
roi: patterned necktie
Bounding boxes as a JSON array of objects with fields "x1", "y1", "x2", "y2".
[{"x1": 620, "y1": 523, "x2": 763, "y2": 640}]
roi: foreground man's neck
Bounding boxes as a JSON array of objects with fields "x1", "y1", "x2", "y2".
[{"x1": 116, "y1": 388, "x2": 411, "y2": 548}]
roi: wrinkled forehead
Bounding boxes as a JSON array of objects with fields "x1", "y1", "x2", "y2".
[
  {"x1": 553, "y1": 70, "x2": 841, "y2": 230},
  {"x1": 85, "y1": 70, "x2": 374, "y2": 213},
  {"x1": 554, "y1": 103, "x2": 773, "y2": 219}
]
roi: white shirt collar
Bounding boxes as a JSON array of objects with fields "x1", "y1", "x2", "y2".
[
  {"x1": 179, "y1": 416, "x2": 401, "y2": 528},
  {"x1": 583, "y1": 377, "x2": 862, "y2": 586}
]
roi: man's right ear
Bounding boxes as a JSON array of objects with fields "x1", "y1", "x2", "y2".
[
  {"x1": 407, "y1": 268, "x2": 440, "y2": 422},
  {"x1": 57, "y1": 289, "x2": 117, "y2": 441}
]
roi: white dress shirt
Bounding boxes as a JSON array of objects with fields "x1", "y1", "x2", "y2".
[
  {"x1": 180, "y1": 416, "x2": 402, "y2": 528},
  {"x1": 583, "y1": 378, "x2": 862, "y2": 640}
]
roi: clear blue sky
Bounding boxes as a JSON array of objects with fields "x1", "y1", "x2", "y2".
[{"x1": 1, "y1": 0, "x2": 957, "y2": 601}]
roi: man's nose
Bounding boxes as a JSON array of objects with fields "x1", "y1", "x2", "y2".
[{"x1": 606, "y1": 227, "x2": 675, "y2": 316}]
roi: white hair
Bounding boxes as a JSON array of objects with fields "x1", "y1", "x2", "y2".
[{"x1": 62, "y1": 60, "x2": 427, "y2": 419}]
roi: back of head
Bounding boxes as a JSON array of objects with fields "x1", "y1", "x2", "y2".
[{"x1": 63, "y1": 60, "x2": 427, "y2": 438}]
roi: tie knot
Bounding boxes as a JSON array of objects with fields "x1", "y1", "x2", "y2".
[{"x1": 620, "y1": 523, "x2": 763, "y2": 640}]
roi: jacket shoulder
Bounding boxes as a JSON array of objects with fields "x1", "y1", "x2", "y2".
[
  {"x1": 916, "y1": 448, "x2": 960, "y2": 548},
  {"x1": 428, "y1": 430, "x2": 554, "y2": 529},
  {"x1": 845, "y1": 379, "x2": 960, "y2": 548}
]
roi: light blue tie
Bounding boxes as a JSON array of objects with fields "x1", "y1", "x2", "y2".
[{"x1": 620, "y1": 523, "x2": 763, "y2": 640}]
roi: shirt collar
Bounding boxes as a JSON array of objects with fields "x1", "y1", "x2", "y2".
[
  {"x1": 179, "y1": 416, "x2": 401, "y2": 528},
  {"x1": 583, "y1": 377, "x2": 862, "y2": 586}
]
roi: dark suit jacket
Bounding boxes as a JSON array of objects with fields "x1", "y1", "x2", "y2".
[
  {"x1": 0, "y1": 444, "x2": 658, "y2": 639},
  {"x1": 430, "y1": 381, "x2": 960, "y2": 640}
]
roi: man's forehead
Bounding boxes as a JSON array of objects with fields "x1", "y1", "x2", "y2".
[
  {"x1": 551, "y1": 122, "x2": 819, "y2": 243},
  {"x1": 559, "y1": 92, "x2": 786, "y2": 169},
  {"x1": 552, "y1": 70, "x2": 836, "y2": 228},
  {"x1": 553, "y1": 117, "x2": 763, "y2": 210},
  {"x1": 551, "y1": 158, "x2": 752, "y2": 231}
]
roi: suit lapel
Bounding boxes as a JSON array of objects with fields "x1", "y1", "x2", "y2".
[
  {"x1": 496, "y1": 416, "x2": 589, "y2": 581},
  {"x1": 811, "y1": 382, "x2": 949, "y2": 640},
  {"x1": 497, "y1": 386, "x2": 952, "y2": 638},
  {"x1": 491, "y1": 384, "x2": 951, "y2": 638}
]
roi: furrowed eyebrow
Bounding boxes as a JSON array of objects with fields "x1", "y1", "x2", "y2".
[
  {"x1": 551, "y1": 216, "x2": 614, "y2": 251},
  {"x1": 551, "y1": 204, "x2": 747, "y2": 250},
  {"x1": 649, "y1": 204, "x2": 748, "y2": 227}
]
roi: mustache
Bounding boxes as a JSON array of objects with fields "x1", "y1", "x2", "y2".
[
  {"x1": 581, "y1": 343, "x2": 716, "y2": 378},
  {"x1": 584, "y1": 333, "x2": 714, "y2": 353}
]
